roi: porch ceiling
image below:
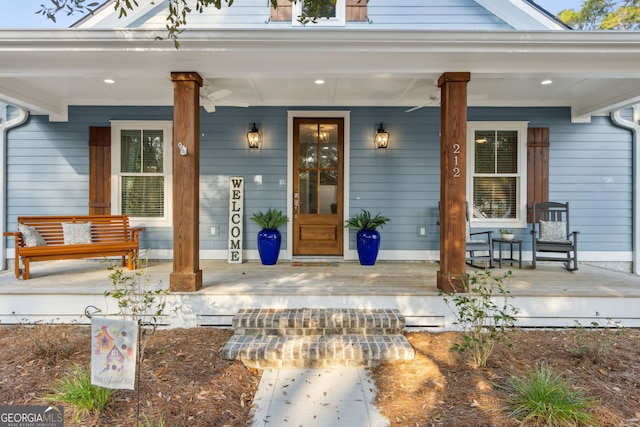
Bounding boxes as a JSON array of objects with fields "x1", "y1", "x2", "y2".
[{"x1": 1, "y1": 29, "x2": 640, "y2": 121}]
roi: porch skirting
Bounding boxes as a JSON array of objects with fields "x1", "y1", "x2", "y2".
[{"x1": 1, "y1": 260, "x2": 640, "y2": 329}]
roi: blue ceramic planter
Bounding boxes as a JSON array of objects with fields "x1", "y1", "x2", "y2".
[
  {"x1": 257, "y1": 229, "x2": 281, "y2": 265},
  {"x1": 356, "y1": 229, "x2": 380, "y2": 266}
]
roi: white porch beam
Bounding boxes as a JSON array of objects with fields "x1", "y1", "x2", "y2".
[
  {"x1": 572, "y1": 81, "x2": 640, "y2": 122},
  {"x1": 0, "y1": 82, "x2": 68, "y2": 122}
]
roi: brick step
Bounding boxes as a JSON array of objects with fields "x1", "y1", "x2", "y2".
[
  {"x1": 232, "y1": 308, "x2": 406, "y2": 337},
  {"x1": 223, "y1": 308, "x2": 415, "y2": 368},
  {"x1": 221, "y1": 334, "x2": 416, "y2": 369}
]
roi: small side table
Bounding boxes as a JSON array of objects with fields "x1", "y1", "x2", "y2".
[{"x1": 493, "y1": 238, "x2": 522, "y2": 269}]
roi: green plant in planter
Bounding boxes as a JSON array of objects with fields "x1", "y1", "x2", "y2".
[
  {"x1": 345, "y1": 210, "x2": 390, "y2": 265},
  {"x1": 251, "y1": 208, "x2": 289, "y2": 230},
  {"x1": 345, "y1": 210, "x2": 390, "y2": 231},
  {"x1": 500, "y1": 228, "x2": 515, "y2": 239},
  {"x1": 251, "y1": 208, "x2": 289, "y2": 265}
]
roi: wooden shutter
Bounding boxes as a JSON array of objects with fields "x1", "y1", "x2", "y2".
[
  {"x1": 346, "y1": 0, "x2": 367, "y2": 21},
  {"x1": 526, "y1": 128, "x2": 549, "y2": 223},
  {"x1": 89, "y1": 126, "x2": 111, "y2": 215},
  {"x1": 270, "y1": 0, "x2": 292, "y2": 21},
  {"x1": 270, "y1": 0, "x2": 367, "y2": 22}
]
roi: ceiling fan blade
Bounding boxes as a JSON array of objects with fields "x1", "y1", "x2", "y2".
[
  {"x1": 218, "y1": 100, "x2": 249, "y2": 108},
  {"x1": 210, "y1": 89, "x2": 232, "y2": 100},
  {"x1": 405, "y1": 106, "x2": 424, "y2": 113},
  {"x1": 202, "y1": 98, "x2": 216, "y2": 113}
]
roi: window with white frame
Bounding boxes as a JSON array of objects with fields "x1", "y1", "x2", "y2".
[
  {"x1": 292, "y1": 0, "x2": 345, "y2": 26},
  {"x1": 111, "y1": 121, "x2": 173, "y2": 226},
  {"x1": 467, "y1": 122, "x2": 528, "y2": 228}
]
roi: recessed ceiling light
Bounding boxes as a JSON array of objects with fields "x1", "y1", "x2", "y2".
[
  {"x1": 315, "y1": 79, "x2": 325, "y2": 85},
  {"x1": 541, "y1": 79, "x2": 553, "y2": 85},
  {"x1": 104, "y1": 79, "x2": 115, "y2": 84}
]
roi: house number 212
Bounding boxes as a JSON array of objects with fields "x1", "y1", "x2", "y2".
[{"x1": 452, "y1": 143, "x2": 461, "y2": 178}]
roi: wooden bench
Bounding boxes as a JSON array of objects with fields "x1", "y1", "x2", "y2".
[{"x1": 3, "y1": 215, "x2": 145, "y2": 280}]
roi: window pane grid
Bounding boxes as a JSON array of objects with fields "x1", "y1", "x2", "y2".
[
  {"x1": 118, "y1": 127, "x2": 167, "y2": 219},
  {"x1": 121, "y1": 176, "x2": 165, "y2": 217},
  {"x1": 472, "y1": 129, "x2": 519, "y2": 219}
]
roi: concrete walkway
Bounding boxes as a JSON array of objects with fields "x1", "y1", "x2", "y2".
[{"x1": 251, "y1": 367, "x2": 389, "y2": 427}]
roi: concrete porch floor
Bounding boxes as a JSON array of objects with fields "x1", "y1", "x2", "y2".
[
  {"x1": 1, "y1": 260, "x2": 640, "y2": 328},
  {"x1": 1, "y1": 259, "x2": 640, "y2": 296}
]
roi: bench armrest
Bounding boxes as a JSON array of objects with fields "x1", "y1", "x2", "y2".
[
  {"x1": 469, "y1": 230, "x2": 493, "y2": 239},
  {"x1": 127, "y1": 227, "x2": 146, "y2": 241},
  {"x1": 3, "y1": 231, "x2": 21, "y2": 245}
]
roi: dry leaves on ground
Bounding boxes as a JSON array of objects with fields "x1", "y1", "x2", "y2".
[
  {"x1": 1, "y1": 325, "x2": 639, "y2": 426},
  {"x1": 0, "y1": 325, "x2": 260, "y2": 426},
  {"x1": 374, "y1": 329, "x2": 640, "y2": 427}
]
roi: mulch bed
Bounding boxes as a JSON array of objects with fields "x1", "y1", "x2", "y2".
[{"x1": 1, "y1": 325, "x2": 639, "y2": 426}]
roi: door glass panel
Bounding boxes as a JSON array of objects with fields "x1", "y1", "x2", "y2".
[
  {"x1": 299, "y1": 124, "x2": 318, "y2": 168},
  {"x1": 319, "y1": 124, "x2": 338, "y2": 168},
  {"x1": 299, "y1": 170, "x2": 318, "y2": 214},
  {"x1": 319, "y1": 170, "x2": 338, "y2": 214}
]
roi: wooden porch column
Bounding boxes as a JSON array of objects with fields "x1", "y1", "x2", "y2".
[
  {"x1": 437, "y1": 72, "x2": 470, "y2": 292},
  {"x1": 170, "y1": 72, "x2": 203, "y2": 292}
]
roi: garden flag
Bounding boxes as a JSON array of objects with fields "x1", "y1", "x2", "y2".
[{"x1": 91, "y1": 317, "x2": 138, "y2": 390}]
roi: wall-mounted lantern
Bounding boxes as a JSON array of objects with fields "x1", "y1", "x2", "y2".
[
  {"x1": 247, "y1": 123, "x2": 262, "y2": 149},
  {"x1": 374, "y1": 123, "x2": 389, "y2": 149}
]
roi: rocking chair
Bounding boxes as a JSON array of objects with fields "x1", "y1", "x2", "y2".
[
  {"x1": 466, "y1": 203, "x2": 494, "y2": 268},
  {"x1": 531, "y1": 201, "x2": 579, "y2": 271},
  {"x1": 438, "y1": 202, "x2": 494, "y2": 268}
]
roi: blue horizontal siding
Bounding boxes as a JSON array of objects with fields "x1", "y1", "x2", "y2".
[
  {"x1": 130, "y1": 0, "x2": 512, "y2": 31},
  {"x1": 3, "y1": 105, "x2": 634, "y2": 256}
]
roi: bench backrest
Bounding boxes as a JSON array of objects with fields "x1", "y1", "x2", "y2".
[{"x1": 16, "y1": 215, "x2": 131, "y2": 246}]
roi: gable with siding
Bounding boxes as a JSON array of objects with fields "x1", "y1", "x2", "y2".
[{"x1": 77, "y1": 0, "x2": 560, "y2": 31}]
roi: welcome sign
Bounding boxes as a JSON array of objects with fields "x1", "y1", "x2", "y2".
[{"x1": 228, "y1": 176, "x2": 244, "y2": 263}]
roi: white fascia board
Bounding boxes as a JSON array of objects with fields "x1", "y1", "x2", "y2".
[
  {"x1": 2, "y1": 29, "x2": 640, "y2": 52},
  {"x1": 474, "y1": 0, "x2": 567, "y2": 30}
]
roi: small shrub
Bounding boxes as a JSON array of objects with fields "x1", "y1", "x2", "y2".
[
  {"x1": 503, "y1": 363, "x2": 597, "y2": 426},
  {"x1": 567, "y1": 312, "x2": 624, "y2": 366},
  {"x1": 46, "y1": 364, "x2": 115, "y2": 422},
  {"x1": 441, "y1": 270, "x2": 519, "y2": 368},
  {"x1": 104, "y1": 258, "x2": 177, "y2": 359}
]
